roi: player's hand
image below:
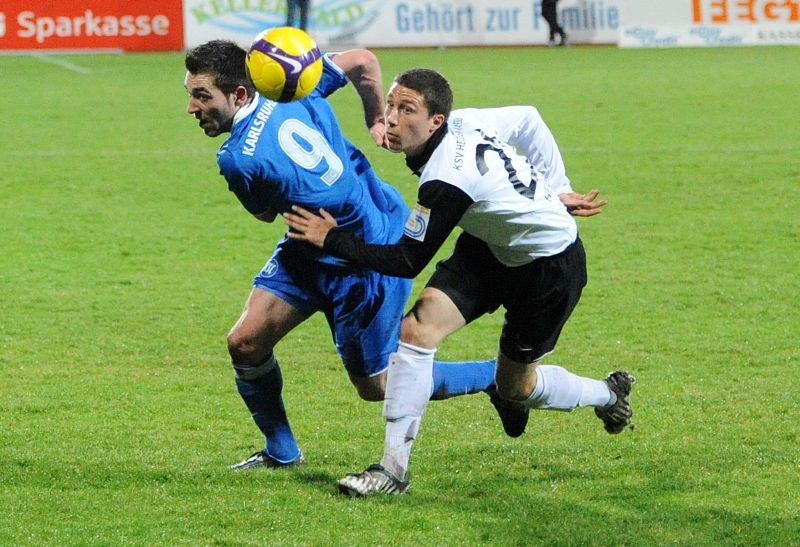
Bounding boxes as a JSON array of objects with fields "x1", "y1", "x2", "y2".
[
  {"x1": 369, "y1": 120, "x2": 387, "y2": 148},
  {"x1": 559, "y1": 189, "x2": 607, "y2": 217},
  {"x1": 284, "y1": 205, "x2": 338, "y2": 248}
]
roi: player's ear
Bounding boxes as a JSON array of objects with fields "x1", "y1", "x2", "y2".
[
  {"x1": 234, "y1": 85, "x2": 250, "y2": 106},
  {"x1": 430, "y1": 112, "x2": 446, "y2": 133}
]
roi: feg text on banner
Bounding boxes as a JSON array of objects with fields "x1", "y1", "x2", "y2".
[
  {"x1": 620, "y1": 0, "x2": 800, "y2": 47},
  {"x1": 0, "y1": 0, "x2": 183, "y2": 52}
]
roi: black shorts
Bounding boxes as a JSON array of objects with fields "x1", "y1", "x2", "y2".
[{"x1": 426, "y1": 232, "x2": 587, "y2": 363}]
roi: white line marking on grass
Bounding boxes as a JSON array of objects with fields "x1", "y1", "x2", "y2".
[{"x1": 33, "y1": 54, "x2": 93, "y2": 74}]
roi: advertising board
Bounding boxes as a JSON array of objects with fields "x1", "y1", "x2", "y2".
[
  {"x1": 620, "y1": 0, "x2": 800, "y2": 46},
  {"x1": 1, "y1": 1, "x2": 796, "y2": 52},
  {"x1": 183, "y1": 0, "x2": 624, "y2": 49},
  {"x1": 0, "y1": 1, "x2": 183, "y2": 52}
]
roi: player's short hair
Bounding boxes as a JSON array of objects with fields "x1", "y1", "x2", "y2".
[
  {"x1": 394, "y1": 68, "x2": 453, "y2": 119},
  {"x1": 185, "y1": 40, "x2": 255, "y2": 96}
]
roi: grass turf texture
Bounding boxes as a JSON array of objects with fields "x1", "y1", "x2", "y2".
[{"x1": 1, "y1": 45, "x2": 798, "y2": 545}]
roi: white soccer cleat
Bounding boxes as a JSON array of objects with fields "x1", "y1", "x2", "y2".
[{"x1": 337, "y1": 464, "x2": 409, "y2": 497}]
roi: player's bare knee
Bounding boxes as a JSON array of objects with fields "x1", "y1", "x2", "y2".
[
  {"x1": 400, "y1": 290, "x2": 461, "y2": 348},
  {"x1": 227, "y1": 330, "x2": 267, "y2": 363},
  {"x1": 398, "y1": 316, "x2": 422, "y2": 345},
  {"x1": 356, "y1": 385, "x2": 384, "y2": 402},
  {"x1": 399, "y1": 315, "x2": 439, "y2": 348},
  {"x1": 352, "y1": 376, "x2": 385, "y2": 401}
]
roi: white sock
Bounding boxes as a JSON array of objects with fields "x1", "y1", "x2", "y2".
[
  {"x1": 525, "y1": 364, "x2": 613, "y2": 411},
  {"x1": 380, "y1": 342, "x2": 435, "y2": 480},
  {"x1": 382, "y1": 417, "x2": 418, "y2": 480}
]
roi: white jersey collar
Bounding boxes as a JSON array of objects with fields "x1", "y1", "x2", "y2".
[{"x1": 232, "y1": 93, "x2": 263, "y2": 127}]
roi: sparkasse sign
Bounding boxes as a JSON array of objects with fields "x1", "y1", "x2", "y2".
[{"x1": 0, "y1": 0, "x2": 183, "y2": 52}]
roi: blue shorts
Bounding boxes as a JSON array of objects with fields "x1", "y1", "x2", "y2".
[{"x1": 253, "y1": 243, "x2": 412, "y2": 377}]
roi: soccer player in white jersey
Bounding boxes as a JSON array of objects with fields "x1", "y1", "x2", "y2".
[
  {"x1": 285, "y1": 68, "x2": 635, "y2": 496},
  {"x1": 184, "y1": 45, "x2": 501, "y2": 472}
]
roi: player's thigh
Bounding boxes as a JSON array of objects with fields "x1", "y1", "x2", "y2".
[
  {"x1": 228, "y1": 287, "x2": 307, "y2": 360},
  {"x1": 400, "y1": 287, "x2": 467, "y2": 349},
  {"x1": 426, "y1": 232, "x2": 504, "y2": 323},
  {"x1": 417, "y1": 232, "x2": 503, "y2": 347},
  {"x1": 230, "y1": 246, "x2": 323, "y2": 359}
]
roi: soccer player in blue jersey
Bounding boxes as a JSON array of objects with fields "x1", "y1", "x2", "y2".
[{"x1": 183, "y1": 41, "x2": 503, "y2": 470}]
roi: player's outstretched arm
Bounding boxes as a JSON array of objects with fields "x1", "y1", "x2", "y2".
[
  {"x1": 330, "y1": 49, "x2": 386, "y2": 147},
  {"x1": 284, "y1": 205, "x2": 338, "y2": 248},
  {"x1": 559, "y1": 189, "x2": 608, "y2": 217}
]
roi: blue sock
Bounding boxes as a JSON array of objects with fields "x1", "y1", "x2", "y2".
[
  {"x1": 234, "y1": 362, "x2": 300, "y2": 463},
  {"x1": 430, "y1": 359, "x2": 496, "y2": 400}
]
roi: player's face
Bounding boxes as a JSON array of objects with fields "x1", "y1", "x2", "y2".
[
  {"x1": 184, "y1": 71, "x2": 238, "y2": 137},
  {"x1": 384, "y1": 83, "x2": 444, "y2": 157}
]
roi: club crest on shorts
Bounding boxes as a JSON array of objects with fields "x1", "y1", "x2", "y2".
[
  {"x1": 404, "y1": 203, "x2": 430, "y2": 241},
  {"x1": 261, "y1": 259, "x2": 279, "y2": 278}
]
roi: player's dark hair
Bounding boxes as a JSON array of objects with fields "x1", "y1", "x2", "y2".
[
  {"x1": 185, "y1": 40, "x2": 255, "y2": 96},
  {"x1": 394, "y1": 68, "x2": 453, "y2": 119}
]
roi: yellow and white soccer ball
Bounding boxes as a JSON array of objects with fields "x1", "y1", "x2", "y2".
[{"x1": 246, "y1": 26, "x2": 323, "y2": 102}]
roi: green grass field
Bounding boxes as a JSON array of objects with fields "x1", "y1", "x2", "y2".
[{"x1": 1, "y1": 44, "x2": 798, "y2": 546}]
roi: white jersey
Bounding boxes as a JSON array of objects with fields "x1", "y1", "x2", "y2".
[{"x1": 416, "y1": 106, "x2": 578, "y2": 266}]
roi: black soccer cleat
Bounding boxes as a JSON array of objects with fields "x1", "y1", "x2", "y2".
[
  {"x1": 488, "y1": 389, "x2": 530, "y2": 438},
  {"x1": 594, "y1": 371, "x2": 636, "y2": 434}
]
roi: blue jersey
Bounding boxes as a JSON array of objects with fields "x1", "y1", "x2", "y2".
[{"x1": 217, "y1": 54, "x2": 408, "y2": 266}]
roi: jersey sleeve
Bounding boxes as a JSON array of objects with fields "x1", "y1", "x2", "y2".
[
  {"x1": 218, "y1": 148, "x2": 279, "y2": 216},
  {"x1": 322, "y1": 180, "x2": 473, "y2": 278},
  {"x1": 313, "y1": 53, "x2": 349, "y2": 98},
  {"x1": 463, "y1": 106, "x2": 573, "y2": 196}
]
